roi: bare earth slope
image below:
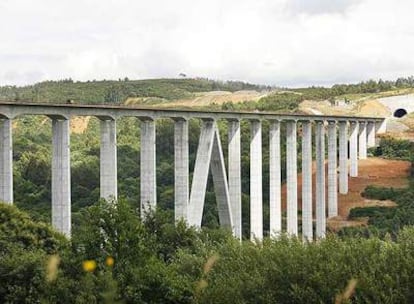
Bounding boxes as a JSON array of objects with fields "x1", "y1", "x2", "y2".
[
  {"x1": 281, "y1": 158, "x2": 411, "y2": 230},
  {"x1": 126, "y1": 90, "x2": 267, "y2": 108}
]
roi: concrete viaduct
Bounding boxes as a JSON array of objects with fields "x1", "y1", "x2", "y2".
[{"x1": 0, "y1": 102, "x2": 385, "y2": 241}]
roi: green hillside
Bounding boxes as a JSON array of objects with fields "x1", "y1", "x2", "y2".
[{"x1": 0, "y1": 78, "x2": 271, "y2": 104}]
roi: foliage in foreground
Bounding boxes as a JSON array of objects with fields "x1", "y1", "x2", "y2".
[{"x1": 2, "y1": 201, "x2": 414, "y2": 303}]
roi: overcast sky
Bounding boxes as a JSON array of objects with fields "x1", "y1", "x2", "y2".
[{"x1": 1, "y1": 0, "x2": 414, "y2": 87}]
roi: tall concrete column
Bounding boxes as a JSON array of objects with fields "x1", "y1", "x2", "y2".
[
  {"x1": 376, "y1": 119, "x2": 387, "y2": 134},
  {"x1": 286, "y1": 120, "x2": 298, "y2": 236},
  {"x1": 174, "y1": 118, "x2": 189, "y2": 222},
  {"x1": 315, "y1": 121, "x2": 326, "y2": 238},
  {"x1": 367, "y1": 121, "x2": 376, "y2": 148},
  {"x1": 228, "y1": 119, "x2": 242, "y2": 239},
  {"x1": 338, "y1": 121, "x2": 348, "y2": 194},
  {"x1": 188, "y1": 120, "x2": 215, "y2": 227},
  {"x1": 349, "y1": 121, "x2": 359, "y2": 177},
  {"x1": 0, "y1": 119, "x2": 13, "y2": 204},
  {"x1": 140, "y1": 118, "x2": 156, "y2": 217},
  {"x1": 210, "y1": 127, "x2": 233, "y2": 230},
  {"x1": 52, "y1": 118, "x2": 71, "y2": 237},
  {"x1": 327, "y1": 121, "x2": 338, "y2": 218},
  {"x1": 269, "y1": 120, "x2": 281, "y2": 237},
  {"x1": 359, "y1": 121, "x2": 367, "y2": 160},
  {"x1": 250, "y1": 120, "x2": 262, "y2": 240},
  {"x1": 301, "y1": 120, "x2": 312, "y2": 241},
  {"x1": 100, "y1": 119, "x2": 117, "y2": 200}
]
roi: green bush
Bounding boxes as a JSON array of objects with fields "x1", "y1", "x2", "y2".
[
  {"x1": 362, "y1": 185, "x2": 403, "y2": 200},
  {"x1": 372, "y1": 137, "x2": 414, "y2": 161}
]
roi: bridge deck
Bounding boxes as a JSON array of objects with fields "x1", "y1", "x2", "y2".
[{"x1": 0, "y1": 101, "x2": 384, "y2": 122}]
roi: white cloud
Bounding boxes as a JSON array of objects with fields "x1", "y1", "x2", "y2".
[
  {"x1": 287, "y1": 0, "x2": 360, "y2": 15},
  {"x1": 1, "y1": 0, "x2": 414, "y2": 86}
]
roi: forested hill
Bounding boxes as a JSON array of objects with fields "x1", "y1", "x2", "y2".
[
  {"x1": 2, "y1": 76, "x2": 414, "y2": 106},
  {"x1": 0, "y1": 78, "x2": 272, "y2": 104}
]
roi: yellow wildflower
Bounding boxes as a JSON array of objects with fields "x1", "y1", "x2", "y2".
[
  {"x1": 106, "y1": 256, "x2": 114, "y2": 267},
  {"x1": 82, "y1": 260, "x2": 97, "y2": 272}
]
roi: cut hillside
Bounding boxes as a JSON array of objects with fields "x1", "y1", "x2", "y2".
[
  {"x1": 70, "y1": 116, "x2": 91, "y2": 134},
  {"x1": 299, "y1": 100, "x2": 352, "y2": 116},
  {"x1": 125, "y1": 90, "x2": 267, "y2": 108},
  {"x1": 299, "y1": 91, "x2": 414, "y2": 141},
  {"x1": 162, "y1": 90, "x2": 266, "y2": 107},
  {"x1": 356, "y1": 99, "x2": 391, "y2": 117}
]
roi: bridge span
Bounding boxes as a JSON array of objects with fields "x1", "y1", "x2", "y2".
[{"x1": 0, "y1": 102, "x2": 385, "y2": 240}]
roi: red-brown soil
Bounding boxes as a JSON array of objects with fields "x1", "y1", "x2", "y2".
[{"x1": 280, "y1": 157, "x2": 411, "y2": 230}]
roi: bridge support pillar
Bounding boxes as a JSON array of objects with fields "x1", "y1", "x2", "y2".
[
  {"x1": 140, "y1": 119, "x2": 156, "y2": 218},
  {"x1": 301, "y1": 120, "x2": 312, "y2": 241},
  {"x1": 228, "y1": 119, "x2": 242, "y2": 239},
  {"x1": 376, "y1": 119, "x2": 387, "y2": 134},
  {"x1": 188, "y1": 120, "x2": 215, "y2": 227},
  {"x1": 327, "y1": 121, "x2": 338, "y2": 218},
  {"x1": 338, "y1": 121, "x2": 348, "y2": 194},
  {"x1": 52, "y1": 119, "x2": 71, "y2": 236},
  {"x1": 0, "y1": 119, "x2": 13, "y2": 204},
  {"x1": 210, "y1": 126, "x2": 233, "y2": 230},
  {"x1": 286, "y1": 120, "x2": 298, "y2": 236},
  {"x1": 349, "y1": 121, "x2": 359, "y2": 177},
  {"x1": 250, "y1": 120, "x2": 263, "y2": 240},
  {"x1": 174, "y1": 119, "x2": 189, "y2": 222},
  {"x1": 359, "y1": 121, "x2": 367, "y2": 160},
  {"x1": 188, "y1": 120, "x2": 232, "y2": 229},
  {"x1": 367, "y1": 121, "x2": 376, "y2": 148},
  {"x1": 269, "y1": 120, "x2": 281, "y2": 238},
  {"x1": 100, "y1": 119, "x2": 117, "y2": 200},
  {"x1": 315, "y1": 121, "x2": 326, "y2": 238}
]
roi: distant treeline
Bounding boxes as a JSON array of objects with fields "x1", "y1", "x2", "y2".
[{"x1": 292, "y1": 76, "x2": 414, "y2": 100}]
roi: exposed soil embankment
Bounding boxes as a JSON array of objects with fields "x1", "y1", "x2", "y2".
[{"x1": 281, "y1": 157, "x2": 411, "y2": 230}]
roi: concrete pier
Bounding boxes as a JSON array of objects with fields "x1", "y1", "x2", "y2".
[
  {"x1": 358, "y1": 121, "x2": 367, "y2": 160},
  {"x1": 327, "y1": 121, "x2": 338, "y2": 218},
  {"x1": 367, "y1": 121, "x2": 376, "y2": 148},
  {"x1": 269, "y1": 120, "x2": 282, "y2": 237},
  {"x1": 349, "y1": 121, "x2": 359, "y2": 177},
  {"x1": 301, "y1": 121, "x2": 312, "y2": 241},
  {"x1": 52, "y1": 119, "x2": 71, "y2": 236},
  {"x1": 174, "y1": 119, "x2": 189, "y2": 222},
  {"x1": 286, "y1": 120, "x2": 298, "y2": 236},
  {"x1": 100, "y1": 119, "x2": 117, "y2": 200},
  {"x1": 315, "y1": 121, "x2": 325, "y2": 238},
  {"x1": 188, "y1": 120, "x2": 232, "y2": 230},
  {"x1": 250, "y1": 120, "x2": 263, "y2": 240},
  {"x1": 140, "y1": 119, "x2": 156, "y2": 217},
  {"x1": 228, "y1": 119, "x2": 242, "y2": 239},
  {"x1": 338, "y1": 121, "x2": 348, "y2": 194},
  {"x1": 0, "y1": 119, "x2": 13, "y2": 204},
  {"x1": 376, "y1": 119, "x2": 387, "y2": 134},
  {"x1": 188, "y1": 120, "x2": 215, "y2": 227},
  {"x1": 210, "y1": 127, "x2": 233, "y2": 230}
]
